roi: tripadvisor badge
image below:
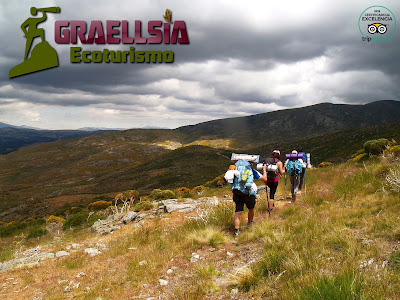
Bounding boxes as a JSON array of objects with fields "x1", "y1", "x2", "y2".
[
  {"x1": 9, "y1": 7, "x2": 61, "y2": 78},
  {"x1": 359, "y1": 5, "x2": 396, "y2": 42}
]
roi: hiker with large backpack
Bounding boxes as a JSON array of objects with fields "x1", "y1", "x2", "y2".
[
  {"x1": 285, "y1": 150, "x2": 306, "y2": 202},
  {"x1": 259, "y1": 150, "x2": 285, "y2": 213},
  {"x1": 297, "y1": 147, "x2": 308, "y2": 193},
  {"x1": 224, "y1": 159, "x2": 257, "y2": 236}
]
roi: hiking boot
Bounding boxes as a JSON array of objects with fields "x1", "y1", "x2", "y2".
[
  {"x1": 247, "y1": 221, "x2": 254, "y2": 227},
  {"x1": 292, "y1": 194, "x2": 296, "y2": 202},
  {"x1": 234, "y1": 229, "x2": 240, "y2": 236}
]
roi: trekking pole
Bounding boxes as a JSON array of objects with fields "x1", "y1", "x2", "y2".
[
  {"x1": 284, "y1": 173, "x2": 287, "y2": 200},
  {"x1": 266, "y1": 186, "x2": 271, "y2": 217},
  {"x1": 304, "y1": 169, "x2": 307, "y2": 197}
]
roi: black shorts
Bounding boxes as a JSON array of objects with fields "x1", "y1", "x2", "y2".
[
  {"x1": 233, "y1": 192, "x2": 256, "y2": 212},
  {"x1": 267, "y1": 181, "x2": 279, "y2": 200}
]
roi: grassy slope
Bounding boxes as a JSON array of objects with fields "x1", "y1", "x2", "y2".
[
  {"x1": 0, "y1": 159, "x2": 399, "y2": 299},
  {"x1": 1, "y1": 121, "x2": 399, "y2": 222},
  {"x1": 0, "y1": 129, "x2": 187, "y2": 219},
  {"x1": 249, "y1": 121, "x2": 400, "y2": 164}
]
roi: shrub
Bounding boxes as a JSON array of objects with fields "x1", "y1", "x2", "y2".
[
  {"x1": 68, "y1": 207, "x2": 82, "y2": 214},
  {"x1": 113, "y1": 190, "x2": 140, "y2": 213},
  {"x1": 351, "y1": 153, "x2": 368, "y2": 163},
  {"x1": 27, "y1": 218, "x2": 46, "y2": 226},
  {"x1": 27, "y1": 227, "x2": 48, "y2": 239},
  {"x1": 363, "y1": 138, "x2": 390, "y2": 156},
  {"x1": 88, "y1": 200, "x2": 112, "y2": 211},
  {"x1": 133, "y1": 201, "x2": 154, "y2": 212},
  {"x1": 318, "y1": 162, "x2": 333, "y2": 168},
  {"x1": 46, "y1": 215, "x2": 66, "y2": 225},
  {"x1": 0, "y1": 221, "x2": 27, "y2": 238},
  {"x1": 62, "y1": 212, "x2": 90, "y2": 230},
  {"x1": 174, "y1": 187, "x2": 191, "y2": 196},
  {"x1": 204, "y1": 175, "x2": 226, "y2": 188},
  {"x1": 149, "y1": 189, "x2": 176, "y2": 201},
  {"x1": 191, "y1": 185, "x2": 206, "y2": 195}
]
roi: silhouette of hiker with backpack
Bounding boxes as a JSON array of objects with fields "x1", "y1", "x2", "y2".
[
  {"x1": 285, "y1": 150, "x2": 306, "y2": 202},
  {"x1": 21, "y1": 7, "x2": 60, "y2": 60},
  {"x1": 9, "y1": 6, "x2": 60, "y2": 78},
  {"x1": 259, "y1": 150, "x2": 285, "y2": 214}
]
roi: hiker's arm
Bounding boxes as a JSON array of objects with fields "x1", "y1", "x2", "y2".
[
  {"x1": 37, "y1": 12, "x2": 48, "y2": 23},
  {"x1": 20, "y1": 20, "x2": 29, "y2": 36},
  {"x1": 277, "y1": 161, "x2": 285, "y2": 175},
  {"x1": 259, "y1": 165, "x2": 268, "y2": 183}
]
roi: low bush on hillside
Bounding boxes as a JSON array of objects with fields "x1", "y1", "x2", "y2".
[
  {"x1": 318, "y1": 162, "x2": 333, "y2": 168},
  {"x1": 191, "y1": 185, "x2": 206, "y2": 195},
  {"x1": 46, "y1": 215, "x2": 66, "y2": 225},
  {"x1": 0, "y1": 221, "x2": 27, "y2": 237},
  {"x1": 62, "y1": 212, "x2": 90, "y2": 230},
  {"x1": 149, "y1": 189, "x2": 176, "y2": 201},
  {"x1": 133, "y1": 201, "x2": 154, "y2": 212},
  {"x1": 27, "y1": 226, "x2": 48, "y2": 239},
  {"x1": 113, "y1": 190, "x2": 140, "y2": 213},
  {"x1": 363, "y1": 138, "x2": 390, "y2": 156},
  {"x1": 88, "y1": 200, "x2": 112, "y2": 211},
  {"x1": 204, "y1": 175, "x2": 226, "y2": 188},
  {"x1": 174, "y1": 187, "x2": 190, "y2": 197}
]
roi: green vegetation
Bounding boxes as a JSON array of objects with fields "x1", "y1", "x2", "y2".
[
  {"x1": 133, "y1": 200, "x2": 154, "y2": 212},
  {"x1": 363, "y1": 138, "x2": 390, "y2": 155},
  {"x1": 62, "y1": 212, "x2": 89, "y2": 230},
  {"x1": 88, "y1": 200, "x2": 112, "y2": 210},
  {"x1": 27, "y1": 226, "x2": 48, "y2": 239},
  {"x1": 149, "y1": 189, "x2": 176, "y2": 201}
]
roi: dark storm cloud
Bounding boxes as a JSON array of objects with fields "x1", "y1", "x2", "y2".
[{"x1": 0, "y1": 0, "x2": 399, "y2": 129}]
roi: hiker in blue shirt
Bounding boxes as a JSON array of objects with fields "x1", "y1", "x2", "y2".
[
  {"x1": 284, "y1": 150, "x2": 306, "y2": 202},
  {"x1": 297, "y1": 147, "x2": 307, "y2": 193}
]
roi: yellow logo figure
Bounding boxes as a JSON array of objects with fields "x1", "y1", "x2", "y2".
[
  {"x1": 163, "y1": 9, "x2": 173, "y2": 24},
  {"x1": 9, "y1": 7, "x2": 61, "y2": 78}
]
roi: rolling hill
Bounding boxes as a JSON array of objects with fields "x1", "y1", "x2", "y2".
[
  {"x1": 0, "y1": 127, "x2": 117, "y2": 154},
  {"x1": 175, "y1": 100, "x2": 400, "y2": 145},
  {"x1": 1, "y1": 100, "x2": 400, "y2": 221}
]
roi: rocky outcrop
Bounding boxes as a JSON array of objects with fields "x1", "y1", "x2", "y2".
[
  {"x1": 0, "y1": 246, "x2": 54, "y2": 273},
  {"x1": 158, "y1": 199, "x2": 200, "y2": 213}
]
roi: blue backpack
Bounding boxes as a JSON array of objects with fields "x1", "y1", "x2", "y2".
[
  {"x1": 298, "y1": 152, "x2": 308, "y2": 164},
  {"x1": 287, "y1": 160, "x2": 303, "y2": 175},
  {"x1": 231, "y1": 160, "x2": 254, "y2": 195}
]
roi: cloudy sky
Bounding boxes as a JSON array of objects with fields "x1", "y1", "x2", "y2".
[{"x1": 0, "y1": 0, "x2": 399, "y2": 129}]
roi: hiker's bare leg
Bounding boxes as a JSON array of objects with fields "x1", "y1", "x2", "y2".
[
  {"x1": 248, "y1": 209, "x2": 254, "y2": 223},
  {"x1": 39, "y1": 28, "x2": 45, "y2": 42},
  {"x1": 234, "y1": 212, "x2": 242, "y2": 229},
  {"x1": 24, "y1": 37, "x2": 34, "y2": 60},
  {"x1": 268, "y1": 199, "x2": 274, "y2": 211}
]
